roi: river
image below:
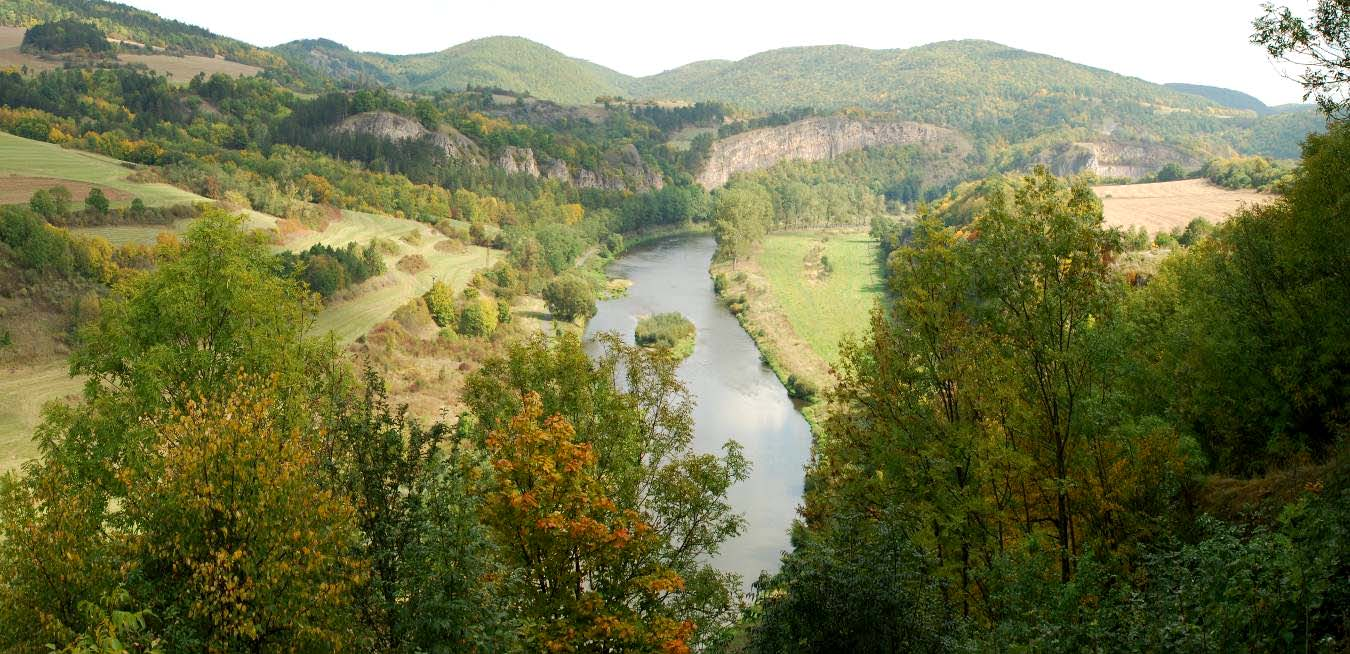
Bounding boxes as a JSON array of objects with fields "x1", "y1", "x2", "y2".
[{"x1": 583, "y1": 234, "x2": 813, "y2": 587}]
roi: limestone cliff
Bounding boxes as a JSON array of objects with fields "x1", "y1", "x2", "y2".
[
  {"x1": 1042, "y1": 141, "x2": 1202, "y2": 179},
  {"x1": 696, "y1": 116, "x2": 969, "y2": 189},
  {"x1": 334, "y1": 111, "x2": 482, "y2": 162},
  {"x1": 334, "y1": 111, "x2": 663, "y2": 191}
]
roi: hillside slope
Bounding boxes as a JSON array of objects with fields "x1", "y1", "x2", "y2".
[{"x1": 274, "y1": 36, "x2": 630, "y2": 104}]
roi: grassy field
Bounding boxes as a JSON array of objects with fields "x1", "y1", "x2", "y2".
[
  {"x1": 0, "y1": 362, "x2": 84, "y2": 473},
  {"x1": 1093, "y1": 179, "x2": 1269, "y2": 234},
  {"x1": 0, "y1": 132, "x2": 205, "y2": 207},
  {"x1": 756, "y1": 231, "x2": 885, "y2": 364}
]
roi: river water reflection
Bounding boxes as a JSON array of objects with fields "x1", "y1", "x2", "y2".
[{"x1": 583, "y1": 234, "x2": 812, "y2": 586}]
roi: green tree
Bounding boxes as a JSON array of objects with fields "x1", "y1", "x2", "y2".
[
  {"x1": 712, "y1": 184, "x2": 772, "y2": 265},
  {"x1": 423, "y1": 279, "x2": 457, "y2": 329},
  {"x1": 1254, "y1": 0, "x2": 1350, "y2": 118},
  {"x1": 464, "y1": 334, "x2": 748, "y2": 649},
  {"x1": 84, "y1": 188, "x2": 109, "y2": 215},
  {"x1": 542, "y1": 274, "x2": 596, "y2": 323}
]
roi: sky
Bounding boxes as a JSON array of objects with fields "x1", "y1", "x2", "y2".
[{"x1": 121, "y1": 0, "x2": 1309, "y2": 106}]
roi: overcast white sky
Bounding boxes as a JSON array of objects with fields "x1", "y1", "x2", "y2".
[{"x1": 122, "y1": 0, "x2": 1309, "y2": 106}]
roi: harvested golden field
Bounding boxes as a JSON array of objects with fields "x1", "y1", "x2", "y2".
[
  {"x1": 1093, "y1": 179, "x2": 1270, "y2": 234},
  {"x1": 119, "y1": 53, "x2": 260, "y2": 82}
]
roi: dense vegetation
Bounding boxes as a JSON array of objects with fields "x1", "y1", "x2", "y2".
[
  {"x1": 745, "y1": 122, "x2": 1349, "y2": 652},
  {"x1": 0, "y1": 213, "x2": 748, "y2": 652},
  {"x1": 635, "y1": 312, "x2": 696, "y2": 359},
  {"x1": 0, "y1": 0, "x2": 1345, "y2": 650},
  {"x1": 19, "y1": 18, "x2": 109, "y2": 54}
]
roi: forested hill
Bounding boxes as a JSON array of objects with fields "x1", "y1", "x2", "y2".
[
  {"x1": 0, "y1": 0, "x2": 287, "y2": 70},
  {"x1": 1165, "y1": 82, "x2": 1275, "y2": 114},
  {"x1": 272, "y1": 35, "x2": 1321, "y2": 158},
  {"x1": 274, "y1": 36, "x2": 632, "y2": 105}
]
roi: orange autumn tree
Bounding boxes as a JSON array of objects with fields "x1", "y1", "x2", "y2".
[{"x1": 484, "y1": 392, "x2": 694, "y2": 653}]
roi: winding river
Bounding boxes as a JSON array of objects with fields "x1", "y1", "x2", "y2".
[{"x1": 583, "y1": 234, "x2": 813, "y2": 586}]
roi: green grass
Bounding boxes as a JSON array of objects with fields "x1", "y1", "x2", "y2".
[
  {"x1": 756, "y1": 232, "x2": 884, "y2": 364},
  {"x1": 0, "y1": 132, "x2": 205, "y2": 207},
  {"x1": 311, "y1": 229, "x2": 500, "y2": 344}
]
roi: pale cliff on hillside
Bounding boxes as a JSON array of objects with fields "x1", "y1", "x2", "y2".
[
  {"x1": 335, "y1": 111, "x2": 663, "y2": 191},
  {"x1": 696, "y1": 116, "x2": 970, "y2": 189},
  {"x1": 1042, "y1": 141, "x2": 1203, "y2": 179}
]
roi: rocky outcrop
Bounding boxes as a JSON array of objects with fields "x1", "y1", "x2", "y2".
[
  {"x1": 334, "y1": 111, "x2": 663, "y2": 191},
  {"x1": 495, "y1": 146, "x2": 540, "y2": 177},
  {"x1": 1042, "y1": 141, "x2": 1201, "y2": 179},
  {"x1": 696, "y1": 116, "x2": 969, "y2": 189},
  {"x1": 335, "y1": 111, "x2": 482, "y2": 162}
]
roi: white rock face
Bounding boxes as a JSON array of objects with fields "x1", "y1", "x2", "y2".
[
  {"x1": 1043, "y1": 141, "x2": 1202, "y2": 179},
  {"x1": 696, "y1": 116, "x2": 968, "y2": 189},
  {"x1": 334, "y1": 111, "x2": 482, "y2": 163},
  {"x1": 495, "y1": 146, "x2": 541, "y2": 177}
]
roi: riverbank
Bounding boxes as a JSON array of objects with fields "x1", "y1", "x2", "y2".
[
  {"x1": 583, "y1": 234, "x2": 812, "y2": 586},
  {"x1": 709, "y1": 228, "x2": 884, "y2": 427}
]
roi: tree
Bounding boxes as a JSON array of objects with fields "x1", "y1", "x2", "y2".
[
  {"x1": 84, "y1": 188, "x2": 109, "y2": 215},
  {"x1": 543, "y1": 274, "x2": 596, "y2": 323},
  {"x1": 712, "y1": 184, "x2": 772, "y2": 265},
  {"x1": 323, "y1": 368, "x2": 514, "y2": 652},
  {"x1": 423, "y1": 279, "x2": 457, "y2": 328},
  {"x1": 464, "y1": 334, "x2": 748, "y2": 649},
  {"x1": 457, "y1": 296, "x2": 499, "y2": 337},
  {"x1": 1254, "y1": 0, "x2": 1350, "y2": 118},
  {"x1": 122, "y1": 378, "x2": 366, "y2": 652},
  {"x1": 483, "y1": 392, "x2": 697, "y2": 651}
]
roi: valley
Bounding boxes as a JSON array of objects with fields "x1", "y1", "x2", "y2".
[{"x1": 0, "y1": 1, "x2": 1344, "y2": 651}]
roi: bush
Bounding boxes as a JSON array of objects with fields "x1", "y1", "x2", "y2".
[
  {"x1": 635, "y1": 312, "x2": 695, "y2": 359},
  {"x1": 496, "y1": 299, "x2": 512, "y2": 325},
  {"x1": 543, "y1": 275, "x2": 596, "y2": 323},
  {"x1": 457, "y1": 297, "x2": 498, "y2": 338},
  {"x1": 423, "y1": 281, "x2": 457, "y2": 328},
  {"x1": 784, "y1": 374, "x2": 819, "y2": 402},
  {"x1": 84, "y1": 188, "x2": 109, "y2": 214}
]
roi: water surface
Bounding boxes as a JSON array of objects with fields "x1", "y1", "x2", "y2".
[{"x1": 584, "y1": 234, "x2": 812, "y2": 586}]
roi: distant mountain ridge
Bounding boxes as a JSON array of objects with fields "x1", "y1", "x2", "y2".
[
  {"x1": 1164, "y1": 83, "x2": 1272, "y2": 115},
  {"x1": 272, "y1": 36, "x2": 1321, "y2": 157},
  {"x1": 274, "y1": 36, "x2": 630, "y2": 105}
]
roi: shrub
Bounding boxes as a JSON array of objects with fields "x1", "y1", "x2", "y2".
[
  {"x1": 496, "y1": 299, "x2": 513, "y2": 325},
  {"x1": 423, "y1": 280, "x2": 457, "y2": 328},
  {"x1": 543, "y1": 275, "x2": 596, "y2": 323},
  {"x1": 635, "y1": 312, "x2": 695, "y2": 359},
  {"x1": 84, "y1": 188, "x2": 110, "y2": 214},
  {"x1": 784, "y1": 374, "x2": 819, "y2": 402},
  {"x1": 457, "y1": 297, "x2": 498, "y2": 338}
]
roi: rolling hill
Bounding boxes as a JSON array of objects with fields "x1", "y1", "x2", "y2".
[
  {"x1": 1165, "y1": 83, "x2": 1272, "y2": 115},
  {"x1": 271, "y1": 35, "x2": 1320, "y2": 158},
  {"x1": 274, "y1": 36, "x2": 631, "y2": 104}
]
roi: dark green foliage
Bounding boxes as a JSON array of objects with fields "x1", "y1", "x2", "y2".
[
  {"x1": 20, "y1": 19, "x2": 109, "y2": 54},
  {"x1": 1133, "y1": 122, "x2": 1350, "y2": 472},
  {"x1": 750, "y1": 511, "x2": 962, "y2": 653},
  {"x1": 782, "y1": 374, "x2": 818, "y2": 402},
  {"x1": 82, "y1": 188, "x2": 108, "y2": 214},
  {"x1": 634, "y1": 312, "x2": 694, "y2": 354},
  {"x1": 542, "y1": 274, "x2": 595, "y2": 322},
  {"x1": 325, "y1": 368, "x2": 514, "y2": 652},
  {"x1": 278, "y1": 242, "x2": 385, "y2": 300},
  {"x1": 1201, "y1": 155, "x2": 1294, "y2": 191}
]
